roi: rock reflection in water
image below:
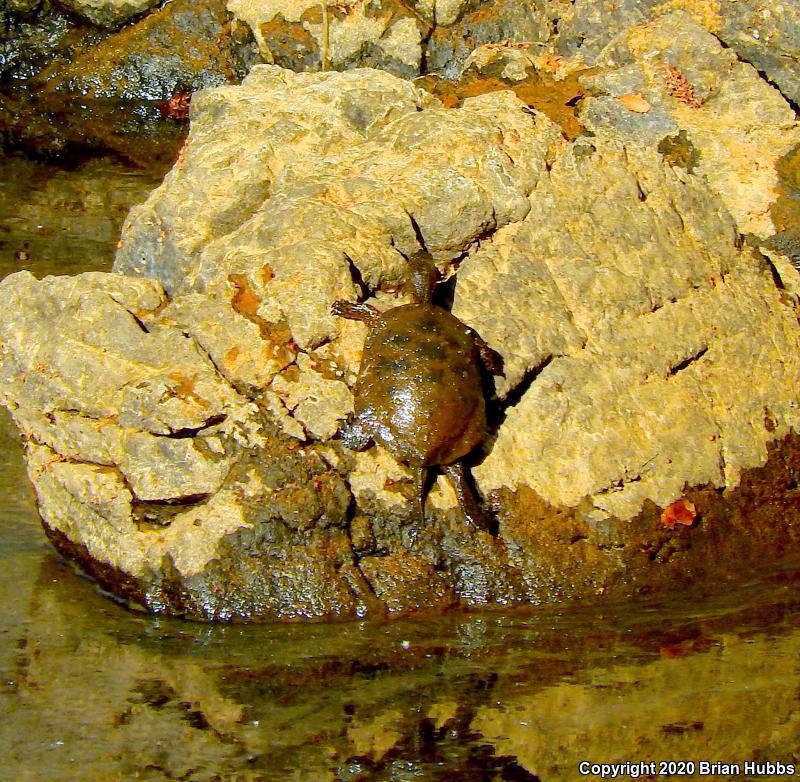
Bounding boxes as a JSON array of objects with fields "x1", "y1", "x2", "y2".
[{"x1": 2, "y1": 447, "x2": 800, "y2": 782}]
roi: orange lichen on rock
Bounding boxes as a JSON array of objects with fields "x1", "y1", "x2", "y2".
[
  {"x1": 664, "y1": 65, "x2": 702, "y2": 108},
  {"x1": 661, "y1": 498, "x2": 697, "y2": 528},
  {"x1": 416, "y1": 68, "x2": 591, "y2": 140},
  {"x1": 224, "y1": 346, "x2": 240, "y2": 369},
  {"x1": 228, "y1": 274, "x2": 261, "y2": 317},
  {"x1": 619, "y1": 93, "x2": 652, "y2": 113}
]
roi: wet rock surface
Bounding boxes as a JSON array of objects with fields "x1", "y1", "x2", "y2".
[
  {"x1": 0, "y1": 1, "x2": 104, "y2": 84},
  {"x1": 1, "y1": 3, "x2": 800, "y2": 620},
  {"x1": 58, "y1": 0, "x2": 163, "y2": 30},
  {"x1": 0, "y1": 90, "x2": 189, "y2": 169},
  {"x1": 33, "y1": 0, "x2": 254, "y2": 101}
]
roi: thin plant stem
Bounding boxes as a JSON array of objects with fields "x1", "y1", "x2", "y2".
[{"x1": 321, "y1": 1, "x2": 330, "y2": 71}]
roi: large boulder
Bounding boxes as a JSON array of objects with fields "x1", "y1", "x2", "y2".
[{"x1": 2, "y1": 63, "x2": 800, "y2": 620}]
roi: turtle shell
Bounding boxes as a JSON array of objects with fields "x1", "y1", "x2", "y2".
[{"x1": 353, "y1": 303, "x2": 486, "y2": 467}]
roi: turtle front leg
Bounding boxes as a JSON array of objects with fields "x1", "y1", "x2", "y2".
[
  {"x1": 442, "y1": 461, "x2": 495, "y2": 532},
  {"x1": 474, "y1": 335, "x2": 504, "y2": 377},
  {"x1": 331, "y1": 300, "x2": 385, "y2": 329}
]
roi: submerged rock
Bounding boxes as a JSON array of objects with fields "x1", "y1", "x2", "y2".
[{"x1": 2, "y1": 64, "x2": 800, "y2": 620}]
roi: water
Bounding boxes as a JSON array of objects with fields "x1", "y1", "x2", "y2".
[{"x1": 1, "y1": 154, "x2": 800, "y2": 781}]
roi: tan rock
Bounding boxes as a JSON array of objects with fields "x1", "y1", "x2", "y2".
[
  {"x1": 4, "y1": 65, "x2": 800, "y2": 620},
  {"x1": 582, "y1": 12, "x2": 800, "y2": 236},
  {"x1": 227, "y1": 0, "x2": 424, "y2": 74},
  {"x1": 270, "y1": 352, "x2": 353, "y2": 440},
  {"x1": 467, "y1": 139, "x2": 800, "y2": 519}
]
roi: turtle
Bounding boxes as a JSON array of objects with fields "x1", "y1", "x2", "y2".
[{"x1": 331, "y1": 252, "x2": 503, "y2": 530}]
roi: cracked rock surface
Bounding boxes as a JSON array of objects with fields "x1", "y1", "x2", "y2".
[{"x1": 2, "y1": 60, "x2": 800, "y2": 620}]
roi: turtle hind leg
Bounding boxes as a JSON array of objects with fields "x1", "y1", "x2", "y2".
[{"x1": 442, "y1": 462, "x2": 496, "y2": 534}]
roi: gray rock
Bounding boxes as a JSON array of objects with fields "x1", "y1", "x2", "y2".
[
  {"x1": 552, "y1": 0, "x2": 654, "y2": 62},
  {"x1": 578, "y1": 12, "x2": 800, "y2": 237},
  {"x1": 58, "y1": 0, "x2": 162, "y2": 29},
  {"x1": 36, "y1": 0, "x2": 252, "y2": 100},
  {"x1": 718, "y1": 0, "x2": 800, "y2": 107},
  {"x1": 425, "y1": 0, "x2": 550, "y2": 80},
  {"x1": 0, "y1": 4, "x2": 75, "y2": 83},
  {"x1": 552, "y1": 0, "x2": 799, "y2": 108},
  {"x1": 580, "y1": 95, "x2": 678, "y2": 148}
]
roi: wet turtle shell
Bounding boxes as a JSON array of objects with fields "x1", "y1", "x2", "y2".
[
  {"x1": 353, "y1": 302, "x2": 486, "y2": 468},
  {"x1": 332, "y1": 252, "x2": 502, "y2": 530}
]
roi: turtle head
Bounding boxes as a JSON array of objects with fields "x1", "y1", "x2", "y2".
[{"x1": 405, "y1": 251, "x2": 439, "y2": 304}]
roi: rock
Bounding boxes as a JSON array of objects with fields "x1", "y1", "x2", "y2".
[
  {"x1": 457, "y1": 137, "x2": 800, "y2": 520},
  {"x1": 425, "y1": 0, "x2": 550, "y2": 80},
  {"x1": 227, "y1": 0, "x2": 426, "y2": 77},
  {"x1": 3, "y1": 65, "x2": 800, "y2": 620},
  {"x1": 270, "y1": 352, "x2": 353, "y2": 440},
  {"x1": 578, "y1": 12, "x2": 800, "y2": 237},
  {"x1": 0, "y1": 264, "x2": 358, "y2": 620},
  {"x1": 414, "y1": 0, "x2": 471, "y2": 27},
  {"x1": 155, "y1": 293, "x2": 296, "y2": 391},
  {"x1": 551, "y1": 0, "x2": 655, "y2": 63},
  {"x1": 0, "y1": 4, "x2": 78, "y2": 83},
  {"x1": 417, "y1": 42, "x2": 591, "y2": 140},
  {"x1": 552, "y1": 0, "x2": 800, "y2": 108},
  {"x1": 35, "y1": 0, "x2": 253, "y2": 100},
  {"x1": 115, "y1": 65, "x2": 558, "y2": 349},
  {"x1": 358, "y1": 551, "x2": 458, "y2": 614},
  {"x1": 58, "y1": 0, "x2": 162, "y2": 29},
  {"x1": 0, "y1": 271, "x2": 254, "y2": 500},
  {"x1": 717, "y1": 1, "x2": 800, "y2": 108},
  {"x1": 227, "y1": 0, "x2": 552, "y2": 81}
]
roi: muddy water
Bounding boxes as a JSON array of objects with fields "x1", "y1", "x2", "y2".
[{"x1": 2, "y1": 156, "x2": 800, "y2": 781}]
